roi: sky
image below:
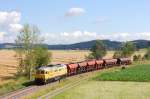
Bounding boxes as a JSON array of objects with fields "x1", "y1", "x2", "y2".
[{"x1": 0, "y1": 0, "x2": 150, "y2": 44}]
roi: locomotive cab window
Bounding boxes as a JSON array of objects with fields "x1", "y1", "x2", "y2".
[
  {"x1": 45, "y1": 71, "x2": 48, "y2": 74},
  {"x1": 40, "y1": 71, "x2": 44, "y2": 74}
]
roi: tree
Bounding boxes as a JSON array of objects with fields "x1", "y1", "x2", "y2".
[
  {"x1": 33, "y1": 46, "x2": 51, "y2": 67},
  {"x1": 113, "y1": 51, "x2": 122, "y2": 58},
  {"x1": 15, "y1": 24, "x2": 51, "y2": 79},
  {"x1": 87, "y1": 40, "x2": 107, "y2": 59},
  {"x1": 85, "y1": 54, "x2": 95, "y2": 60},
  {"x1": 113, "y1": 42, "x2": 136, "y2": 59},
  {"x1": 133, "y1": 54, "x2": 141, "y2": 61},
  {"x1": 120, "y1": 42, "x2": 136, "y2": 57},
  {"x1": 143, "y1": 47, "x2": 150, "y2": 60}
]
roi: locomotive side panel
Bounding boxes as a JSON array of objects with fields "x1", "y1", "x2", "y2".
[{"x1": 35, "y1": 64, "x2": 67, "y2": 84}]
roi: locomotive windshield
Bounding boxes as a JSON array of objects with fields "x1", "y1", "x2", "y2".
[{"x1": 36, "y1": 70, "x2": 45, "y2": 74}]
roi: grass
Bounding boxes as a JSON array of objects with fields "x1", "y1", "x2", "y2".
[
  {"x1": 24, "y1": 74, "x2": 92, "y2": 99},
  {"x1": 0, "y1": 76, "x2": 32, "y2": 95},
  {"x1": 52, "y1": 62, "x2": 150, "y2": 99},
  {"x1": 24, "y1": 78, "x2": 72, "y2": 99},
  {"x1": 52, "y1": 81, "x2": 150, "y2": 99},
  {"x1": 24, "y1": 68, "x2": 119, "y2": 99},
  {"x1": 93, "y1": 64, "x2": 150, "y2": 82}
]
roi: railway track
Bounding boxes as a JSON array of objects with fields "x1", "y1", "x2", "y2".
[
  {"x1": 0, "y1": 86, "x2": 37, "y2": 99},
  {"x1": 0, "y1": 70, "x2": 100, "y2": 99},
  {"x1": 32, "y1": 71, "x2": 99, "y2": 99},
  {"x1": 0, "y1": 81, "x2": 59, "y2": 99},
  {"x1": 38, "y1": 76, "x2": 88, "y2": 99}
]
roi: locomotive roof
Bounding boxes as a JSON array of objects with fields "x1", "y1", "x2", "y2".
[{"x1": 38, "y1": 64, "x2": 66, "y2": 71}]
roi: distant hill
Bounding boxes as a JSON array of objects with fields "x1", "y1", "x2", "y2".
[
  {"x1": 47, "y1": 40, "x2": 150, "y2": 50},
  {"x1": 0, "y1": 40, "x2": 149, "y2": 50},
  {"x1": 0, "y1": 43, "x2": 18, "y2": 49}
]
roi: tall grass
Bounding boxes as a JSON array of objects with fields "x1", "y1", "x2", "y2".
[
  {"x1": 93, "y1": 64, "x2": 150, "y2": 82},
  {"x1": 0, "y1": 76, "x2": 32, "y2": 95}
]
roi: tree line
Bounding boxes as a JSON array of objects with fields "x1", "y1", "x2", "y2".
[{"x1": 87, "y1": 40, "x2": 150, "y2": 61}]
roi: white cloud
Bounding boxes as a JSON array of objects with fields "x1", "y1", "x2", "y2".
[
  {"x1": 0, "y1": 11, "x2": 21, "y2": 24},
  {"x1": 0, "y1": 11, "x2": 22, "y2": 43},
  {"x1": 42, "y1": 31, "x2": 98, "y2": 44},
  {"x1": 65, "y1": 7, "x2": 86, "y2": 17},
  {"x1": 0, "y1": 11, "x2": 22, "y2": 33},
  {"x1": 42, "y1": 31, "x2": 150, "y2": 44},
  {"x1": 9, "y1": 23, "x2": 23, "y2": 33},
  {"x1": 95, "y1": 32, "x2": 150, "y2": 42}
]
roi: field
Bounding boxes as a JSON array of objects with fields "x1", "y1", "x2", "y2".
[
  {"x1": 51, "y1": 50, "x2": 89, "y2": 64},
  {"x1": 0, "y1": 49, "x2": 149, "y2": 97},
  {"x1": 52, "y1": 63, "x2": 150, "y2": 99},
  {"x1": 93, "y1": 64, "x2": 150, "y2": 82},
  {"x1": 52, "y1": 81, "x2": 150, "y2": 99},
  {"x1": 0, "y1": 50, "x2": 18, "y2": 83},
  {"x1": 0, "y1": 49, "x2": 146, "y2": 84},
  {"x1": 0, "y1": 50, "x2": 89, "y2": 84}
]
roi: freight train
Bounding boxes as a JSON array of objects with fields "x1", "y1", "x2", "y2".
[{"x1": 35, "y1": 58, "x2": 131, "y2": 84}]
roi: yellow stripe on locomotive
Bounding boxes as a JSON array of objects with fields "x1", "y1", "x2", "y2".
[{"x1": 35, "y1": 64, "x2": 67, "y2": 84}]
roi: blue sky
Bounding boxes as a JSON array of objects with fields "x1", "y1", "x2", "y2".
[{"x1": 0, "y1": 0, "x2": 150, "y2": 44}]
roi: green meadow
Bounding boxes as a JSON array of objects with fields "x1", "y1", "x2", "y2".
[
  {"x1": 93, "y1": 64, "x2": 150, "y2": 82},
  {"x1": 52, "y1": 63, "x2": 150, "y2": 99}
]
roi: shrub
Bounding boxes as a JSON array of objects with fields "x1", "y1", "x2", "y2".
[
  {"x1": 143, "y1": 47, "x2": 150, "y2": 60},
  {"x1": 133, "y1": 54, "x2": 141, "y2": 61},
  {"x1": 87, "y1": 40, "x2": 107, "y2": 59}
]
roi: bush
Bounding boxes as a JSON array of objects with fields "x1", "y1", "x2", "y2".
[
  {"x1": 133, "y1": 54, "x2": 141, "y2": 61},
  {"x1": 133, "y1": 55, "x2": 138, "y2": 61},
  {"x1": 113, "y1": 42, "x2": 136, "y2": 59},
  {"x1": 121, "y1": 42, "x2": 136, "y2": 57},
  {"x1": 85, "y1": 54, "x2": 95, "y2": 60},
  {"x1": 144, "y1": 54, "x2": 150, "y2": 60},
  {"x1": 143, "y1": 47, "x2": 150, "y2": 60},
  {"x1": 113, "y1": 51, "x2": 122, "y2": 58},
  {"x1": 87, "y1": 40, "x2": 107, "y2": 59}
]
